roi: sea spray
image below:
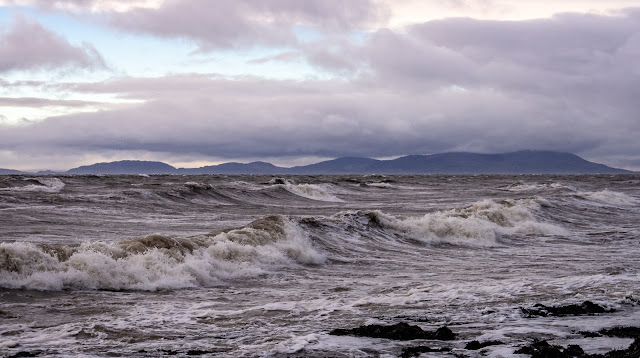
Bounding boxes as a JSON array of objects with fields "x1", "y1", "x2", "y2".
[{"x1": 0, "y1": 216, "x2": 324, "y2": 291}]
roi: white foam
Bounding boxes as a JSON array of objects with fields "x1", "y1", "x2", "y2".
[
  {"x1": 503, "y1": 181, "x2": 570, "y2": 191},
  {"x1": 283, "y1": 183, "x2": 344, "y2": 202},
  {"x1": 578, "y1": 189, "x2": 638, "y2": 206},
  {"x1": 365, "y1": 182, "x2": 393, "y2": 188},
  {"x1": 369, "y1": 198, "x2": 567, "y2": 246},
  {"x1": 0, "y1": 217, "x2": 325, "y2": 291},
  {"x1": 0, "y1": 178, "x2": 65, "y2": 193}
]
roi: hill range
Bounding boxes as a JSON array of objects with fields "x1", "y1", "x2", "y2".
[{"x1": 2, "y1": 151, "x2": 634, "y2": 175}]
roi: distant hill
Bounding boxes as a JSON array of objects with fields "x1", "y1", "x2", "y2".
[
  {"x1": 66, "y1": 160, "x2": 177, "y2": 174},
  {"x1": 10, "y1": 151, "x2": 631, "y2": 175},
  {"x1": 289, "y1": 157, "x2": 381, "y2": 174},
  {"x1": 0, "y1": 168, "x2": 22, "y2": 175},
  {"x1": 181, "y1": 161, "x2": 284, "y2": 174},
  {"x1": 286, "y1": 151, "x2": 632, "y2": 174},
  {"x1": 369, "y1": 151, "x2": 631, "y2": 174}
]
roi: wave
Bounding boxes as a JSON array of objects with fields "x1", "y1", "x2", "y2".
[
  {"x1": 502, "y1": 181, "x2": 570, "y2": 192},
  {"x1": 329, "y1": 198, "x2": 566, "y2": 247},
  {"x1": 364, "y1": 182, "x2": 393, "y2": 188},
  {"x1": 0, "y1": 197, "x2": 565, "y2": 291},
  {"x1": 268, "y1": 178, "x2": 344, "y2": 202},
  {"x1": 0, "y1": 177, "x2": 65, "y2": 193},
  {"x1": 0, "y1": 216, "x2": 324, "y2": 291},
  {"x1": 283, "y1": 183, "x2": 343, "y2": 202},
  {"x1": 576, "y1": 189, "x2": 638, "y2": 206}
]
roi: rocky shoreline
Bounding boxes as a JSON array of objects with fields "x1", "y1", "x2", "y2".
[
  {"x1": 4, "y1": 300, "x2": 639, "y2": 357},
  {"x1": 326, "y1": 300, "x2": 639, "y2": 358}
]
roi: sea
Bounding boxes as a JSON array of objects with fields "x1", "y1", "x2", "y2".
[{"x1": 0, "y1": 174, "x2": 639, "y2": 357}]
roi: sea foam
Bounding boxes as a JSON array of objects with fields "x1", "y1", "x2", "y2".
[
  {"x1": 271, "y1": 179, "x2": 343, "y2": 202},
  {"x1": 0, "y1": 178, "x2": 65, "y2": 193},
  {"x1": 362, "y1": 198, "x2": 566, "y2": 246},
  {"x1": 0, "y1": 216, "x2": 324, "y2": 291},
  {"x1": 577, "y1": 189, "x2": 638, "y2": 206}
]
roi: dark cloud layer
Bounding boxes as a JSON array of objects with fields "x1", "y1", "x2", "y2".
[
  {"x1": 0, "y1": 16, "x2": 105, "y2": 72},
  {"x1": 0, "y1": 74, "x2": 624, "y2": 163},
  {"x1": 1, "y1": 5, "x2": 640, "y2": 170}
]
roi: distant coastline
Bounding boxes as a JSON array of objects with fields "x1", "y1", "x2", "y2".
[{"x1": 1, "y1": 151, "x2": 635, "y2": 175}]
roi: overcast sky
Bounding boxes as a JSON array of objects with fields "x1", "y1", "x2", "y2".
[{"x1": 1, "y1": 0, "x2": 639, "y2": 171}]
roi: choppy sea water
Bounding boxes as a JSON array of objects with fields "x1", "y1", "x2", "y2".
[{"x1": 0, "y1": 174, "x2": 639, "y2": 357}]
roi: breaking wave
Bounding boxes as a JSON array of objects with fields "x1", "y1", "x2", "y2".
[
  {"x1": 502, "y1": 181, "x2": 570, "y2": 191},
  {"x1": 283, "y1": 183, "x2": 343, "y2": 202},
  {"x1": 269, "y1": 178, "x2": 343, "y2": 202},
  {"x1": 364, "y1": 182, "x2": 393, "y2": 188},
  {"x1": 0, "y1": 216, "x2": 324, "y2": 291},
  {"x1": 576, "y1": 189, "x2": 638, "y2": 206},
  {"x1": 0, "y1": 177, "x2": 65, "y2": 193},
  {"x1": 325, "y1": 197, "x2": 566, "y2": 248},
  {"x1": 0, "y1": 197, "x2": 566, "y2": 291}
]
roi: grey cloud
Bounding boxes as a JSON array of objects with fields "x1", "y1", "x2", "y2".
[
  {"x1": 0, "y1": 16, "x2": 105, "y2": 72},
  {"x1": 102, "y1": 0, "x2": 387, "y2": 50},
  {"x1": 2, "y1": 9, "x2": 640, "y2": 170},
  {"x1": 0, "y1": 97, "x2": 101, "y2": 107},
  {"x1": 0, "y1": 76, "x2": 622, "y2": 165}
]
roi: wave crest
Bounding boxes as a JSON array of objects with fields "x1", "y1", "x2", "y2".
[
  {"x1": 0, "y1": 216, "x2": 324, "y2": 291},
  {"x1": 577, "y1": 189, "x2": 638, "y2": 206},
  {"x1": 362, "y1": 198, "x2": 565, "y2": 246},
  {"x1": 0, "y1": 177, "x2": 65, "y2": 193},
  {"x1": 269, "y1": 179, "x2": 343, "y2": 202}
]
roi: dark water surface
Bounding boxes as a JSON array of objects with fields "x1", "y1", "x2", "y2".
[{"x1": 1, "y1": 174, "x2": 639, "y2": 357}]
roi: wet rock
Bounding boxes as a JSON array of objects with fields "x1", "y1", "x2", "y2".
[
  {"x1": 400, "y1": 345, "x2": 451, "y2": 358},
  {"x1": 579, "y1": 331, "x2": 603, "y2": 338},
  {"x1": 465, "y1": 340, "x2": 503, "y2": 350},
  {"x1": 6, "y1": 352, "x2": 42, "y2": 358},
  {"x1": 433, "y1": 326, "x2": 456, "y2": 340},
  {"x1": 514, "y1": 340, "x2": 586, "y2": 358},
  {"x1": 514, "y1": 338, "x2": 640, "y2": 358},
  {"x1": 521, "y1": 301, "x2": 614, "y2": 317},
  {"x1": 598, "y1": 326, "x2": 640, "y2": 339},
  {"x1": 186, "y1": 350, "x2": 217, "y2": 356},
  {"x1": 329, "y1": 322, "x2": 456, "y2": 341}
]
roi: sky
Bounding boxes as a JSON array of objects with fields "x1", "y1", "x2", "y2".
[{"x1": 1, "y1": 0, "x2": 640, "y2": 171}]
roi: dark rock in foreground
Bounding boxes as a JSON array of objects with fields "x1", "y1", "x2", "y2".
[
  {"x1": 515, "y1": 338, "x2": 640, "y2": 358},
  {"x1": 515, "y1": 340, "x2": 586, "y2": 358},
  {"x1": 582, "y1": 326, "x2": 640, "y2": 339},
  {"x1": 400, "y1": 345, "x2": 451, "y2": 358},
  {"x1": 329, "y1": 322, "x2": 456, "y2": 341},
  {"x1": 599, "y1": 326, "x2": 640, "y2": 339},
  {"x1": 521, "y1": 301, "x2": 614, "y2": 317},
  {"x1": 6, "y1": 352, "x2": 42, "y2": 358},
  {"x1": 465, "y1": 340, "x2": 504, "y2": 350}
]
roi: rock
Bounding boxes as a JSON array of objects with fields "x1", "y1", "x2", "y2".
[
  {"x1": 465, "y1": 340, "x2": 503, "y2": 350},
  {"x1": 434, "y1": 326, "x2": 456, "y2": 340},
  {"x1": 521, "y1": 301, "x2": 614, "y2": 317},
  {"x1": 599, "y1": 326, "x2": 640, "y2": 338},
  {"x1": 186, "y1": 350, "x2": 217, "y2": 356},
  {"x1": 6, "y1": 352, "x2": 42, "y2": 358},
  {"x1": 514, "y1": 340, "x2": 587, "y2": 358},
  {"x1": 400, "y1": 346, "x2": 451, "y2": 358},
  {"x1": 329, "y1": 322, "x2": 456, "y2": 341},
  {"x1": 514, "y1": 338, "x2": 640, "y2": 358}
]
